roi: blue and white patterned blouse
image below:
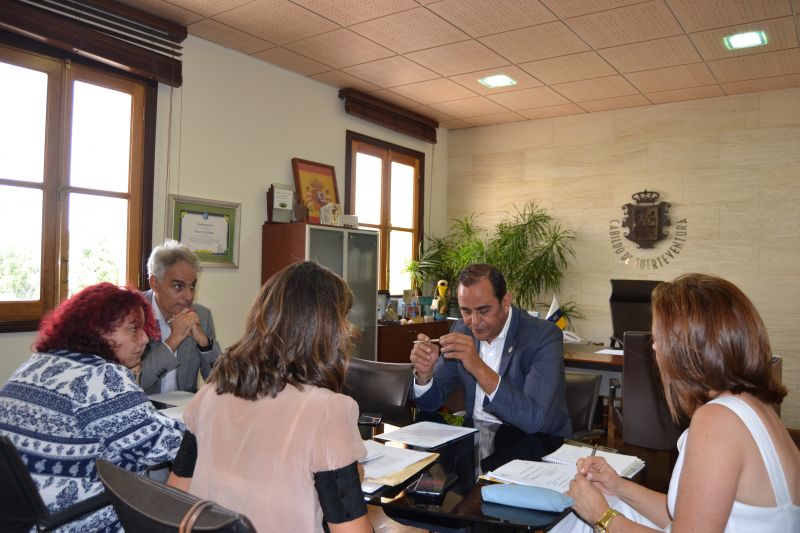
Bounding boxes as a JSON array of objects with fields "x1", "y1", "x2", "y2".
[{"x1": 0, "y1": 350, "x2": 185, "y2": 532}]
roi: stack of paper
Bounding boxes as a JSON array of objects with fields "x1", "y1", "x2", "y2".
[
  {"x1": 359, "y1": 440, "x2": 438, "y2": 493},
  {"x1": 373, "y1": 421, "x2": 477, "y2": 448},
  {"x1": 542, "y1": 443, "x2": 645, "y2": 478},
  {"x1": 484, "y1": 460, "x2": 575, "y2": 492}
]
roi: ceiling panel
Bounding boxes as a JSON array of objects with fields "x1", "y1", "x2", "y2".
[
  {"x1": 487, "y1": 87, "x2": 570, "y2": 110},
  {"x1": 405, "y1": 40, "x2": 510, "y2": 76},
  {"x1": 667, "y1": 0, "x2": 793, "y2": 33},
  {"x1": 284, "y1": 29, "x2": 394, "y2": 69},
  {"x1": 564, "y1": 1, "x2": 683, "y2": 49},
  {"x1": 213, "y1": 0, "x2": 338, "y2": 44},
  {"x1": 427, "y1": 0, "x2": 556, "y2": 37},
  {"x1": 598, "y1": 35, "x2": 701, "y2": 73},
  {"x1": 552, "y1": 75, "x2": 639, "y2": 101},
  {"x1": 580, "y1": 94, "x2": 651, "y2": 112},
  {"x1": 349, "y1": 7, "x2": 469, "y2": 54},
  {"x1": 342, "y1": 56, "x2": 439, "y2": 88},
  {"x1": 646, "y1": 85, "x2": 725, "y2": 104},
  {"x1": 429, "y1": 96, "x2": 510, "y2": 118},
  {"x1": 252, "y1": 47, "x2": 331, "y2": 75},
  {"x1": 390, "y1": 78, "x2": 478, "y2": 104},
  {"x1": 690, "y1": 16, "x2": 799, "y2": 61},
  {"x1": 188, "y1": 19, "x2": 274, "y2": 54},
  {"x1": 519, "y1": 51, "x2": 617, "y2": 84},
  {"x1": 289, "y1": 0, "x2": 419, "y2": 26},
  {"x1": 626, "y1": 63, "x2": 717, "y2": 93},
  {"x1": 479, "y1": 21, "x2": 590, "y2": 63},
  {"x1": 122, "y1": 0, "x2": 800, "y2": 130},
  {"x1": 449, "y1": 66, "x2": 543, "y2": 95}
]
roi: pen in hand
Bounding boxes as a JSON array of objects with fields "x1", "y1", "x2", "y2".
[
  {"x1": 412, "y1": 338, "x2": 441, "y2": 344},
  {"x1": 590, "y1": 446, "x2": 597, "y2": 457}
]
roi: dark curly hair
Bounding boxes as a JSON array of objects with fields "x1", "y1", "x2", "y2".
[
  {"x1": 35, "y1": 282, "x2": 160, "y2": 362},
  {"x1": 209, "y1": 261, "x2": 356, "y2": 400},
  {"x1": 652, "y1": 273, "x2": 786, "y2": 420}
]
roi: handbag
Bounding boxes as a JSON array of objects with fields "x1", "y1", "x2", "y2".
[{"x1": 179, "y1": 499, "x2": 214, "y2": 532}]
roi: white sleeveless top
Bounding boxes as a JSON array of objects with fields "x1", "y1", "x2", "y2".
[{"x1": 668, "y1": 395, "x2": 800, "y2": 532}]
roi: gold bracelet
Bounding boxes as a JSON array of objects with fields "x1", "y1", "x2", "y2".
[
  {"x1": 413, "y1": 368, "x2": 433, "y2": 385},
  {"x1": 593, "y1": 508, "x2": 620, "y2": 533}
]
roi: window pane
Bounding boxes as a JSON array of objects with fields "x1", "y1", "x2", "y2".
[
  {"x1": 390, "y1": 161, "x2": 414, "y2": 229},
  {"x1": 354, "y1": 152, "x2": 382, "y2": 225},
  {"x1": 68, "y1": 194, "x2": 128, "y2": 296},
  {"x1": 388, "y1": 230, "x2": 413, "y2": 296},
  {"x1": 70, "y1": 81, "x2": 131, "y2": 192},
  {"x1": 0, "y1": 61, "x2": 47, "y2": 183},
  {"x1": 0, "y1": 186, "x2": 42, "y2": 301}
]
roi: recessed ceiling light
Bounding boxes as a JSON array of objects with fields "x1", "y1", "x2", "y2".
[
  {"x1": 723, "y1": 31, "x2": 768, "y2": 50},
  {"x1": 478, "y1": 74, "x2": 517, "y2": 88}
]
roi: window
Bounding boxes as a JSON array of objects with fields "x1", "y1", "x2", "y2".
[
  {"x1": 345, "y1": 131, "x2": 424, "y2": 295},
  {"x1": 0, "y1": 44, "x2": 148, "y2": 329}
]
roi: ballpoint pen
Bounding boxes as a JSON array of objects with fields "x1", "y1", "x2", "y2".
[
  {"x1": 412, "y1": 338, "x2": 441, "y2": 344},
  {"x1": 590, "y1": 446, "x2": 598, "y2": 457}
]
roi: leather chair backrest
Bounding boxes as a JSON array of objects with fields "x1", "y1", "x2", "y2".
[
  {"x1": 609, "y1": 280, "x2": 663, "y2": 347},
  {"x1": 96, "y1": 460, "x2": 254, "y2": 533},
  {"x1": 0, "y1": 435, "x2": 46, "y2": 533},
  {"x1": 343, "y1": 357, "x2": 413, "y2": 407},
  {"x1": 564, "y1": 371, "x2": 601, "y2": 437},
  {"x1": 622, "y1": 331, "x2": 687, "y2": 451}
]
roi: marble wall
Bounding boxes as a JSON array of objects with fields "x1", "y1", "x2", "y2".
[{"x1": 447, "y1": 87, "x2": 800, "y2": 426}]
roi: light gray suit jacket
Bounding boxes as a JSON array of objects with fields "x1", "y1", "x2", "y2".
[{"x1": 140, "y1": 290, "x2": 222, "y2": 394}]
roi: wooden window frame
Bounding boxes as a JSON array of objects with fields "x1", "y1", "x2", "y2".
[
  {"x1": 0, "y1": 40, "x2": 155, "y2": 333},
  {"x1": 344, "y1": 131, "x2": 425, "y2": 293}
]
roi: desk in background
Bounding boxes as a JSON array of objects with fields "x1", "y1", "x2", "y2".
[
  {"x1": 378, "y1": 320, "x2": 452, "y2": 363},
  {"x1": 564, "y1": 343, "x2": 623, "y2": 399}
]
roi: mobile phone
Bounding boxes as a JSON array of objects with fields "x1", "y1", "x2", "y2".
[
  {"x1": 358, "y1": 412, "x2": 382, "y2": 426},
  {"x1": 407, "y1": 471, "x2": 457, "y2": 497}
]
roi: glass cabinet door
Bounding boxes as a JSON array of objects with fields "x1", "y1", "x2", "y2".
[
  {"x1": 307, "y1": 227, "x2": 344, "y2": 276},
  {"x1": 347, "y1": 231, "x2": 378, "y2": 360}
]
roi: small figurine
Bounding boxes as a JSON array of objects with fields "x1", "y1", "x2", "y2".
[{"x1": 431, "y1": 279, "x2": 449, "y2": 318}]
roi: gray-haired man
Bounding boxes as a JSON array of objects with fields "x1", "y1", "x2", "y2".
[{"x1": 140, "y1": 240, "x2": 221, "y2": 394}]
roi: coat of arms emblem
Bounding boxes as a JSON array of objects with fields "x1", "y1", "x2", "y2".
[{"x1": 621, "y1": 190, "x2": 670, "y2": 249}]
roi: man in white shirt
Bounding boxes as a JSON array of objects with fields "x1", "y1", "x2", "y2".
[
  {"x1": 409, "y1": 263, "x2": 571, "y2": 437},
  {"x1": 139, "y1": 240, "x2": 221, "y2": 394}
]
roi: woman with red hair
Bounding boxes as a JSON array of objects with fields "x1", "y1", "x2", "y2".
[{"x1": 0, "y1": 282, "x2": 184, "y2": 532}]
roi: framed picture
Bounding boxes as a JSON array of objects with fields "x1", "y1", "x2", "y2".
[
  {"x1": 292, "y1": 158, "x2": 339, "y2": 224},
  {"x1": 168, "y1": 194, "x2": 241, "y2": 268}
]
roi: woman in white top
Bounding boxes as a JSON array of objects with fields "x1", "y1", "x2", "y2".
[{"x1": 560, "y1": 273, "x2": 799, "y2": 533}]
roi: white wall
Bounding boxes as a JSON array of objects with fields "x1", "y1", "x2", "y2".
[
  {"x1": 447, "y1": 87, "x2": 800, "y2": 426},
  {"x1": 0, "y1": 35, "x2": 449, "y2": 381}
]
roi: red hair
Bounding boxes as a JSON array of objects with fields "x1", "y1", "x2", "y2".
[{"x1": 36, "y1": 282, "x2": 160, "y2": 362}]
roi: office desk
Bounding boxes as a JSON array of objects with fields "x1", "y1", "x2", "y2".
[
  {"x1": 367, "y1": 420, "x2": 571, "y2": 532},
  {"x1": 563, "y1": 343, "x2": 622, "y2": 371}
]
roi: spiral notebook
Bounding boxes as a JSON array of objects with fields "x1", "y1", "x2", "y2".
[{"x1": 542, "y1": 444, "x2": 645, "y2": 478}]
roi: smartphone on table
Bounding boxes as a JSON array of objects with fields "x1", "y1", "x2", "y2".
[{"x1": 407, "y1": 469, "x2": 457, "y2": 498}]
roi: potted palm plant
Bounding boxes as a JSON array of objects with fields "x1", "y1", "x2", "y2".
[{"x1": 408, "y1": 202, "x2": 579, "y2": 320}]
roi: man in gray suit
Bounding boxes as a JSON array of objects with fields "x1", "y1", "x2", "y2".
[{"x1": 140, "y1": 240, "x2": 221, "y2": 394}]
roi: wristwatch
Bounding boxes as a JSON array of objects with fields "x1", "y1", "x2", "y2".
[
  {"x1": 413, "y1": 368, "x2": 433, "y2": 385},
  {"x1": 593, "y1": 508, "x2": 620, "y2": 533}
]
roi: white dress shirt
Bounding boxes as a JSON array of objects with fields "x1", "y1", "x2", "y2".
[
  {"x1": 150, "y1": 294, "x2": 178, "y2": 394},
  {"x1": 414, "y1": 310, "x2": 513, "y2": 424}
]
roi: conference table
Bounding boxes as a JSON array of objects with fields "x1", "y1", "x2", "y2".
[{"x1": 364, "y1": 415, "x2": 575, "y2": 532}]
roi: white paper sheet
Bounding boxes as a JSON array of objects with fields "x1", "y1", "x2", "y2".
[
  {"x1": 374, "y1": 421, "x2": 477, "y2": 448},
  {"x1": 594, "y1": 348, "x2": 624, "y2": 355},
  {"x1": 361, "y1": 441, "x2": 434, "y2": 480},
  {"x1": 148, "y1": 391, "x2": 196, "y2": 407},
  {"x1": 486, "y1": 460, "x2": 576, "y2": 493}
]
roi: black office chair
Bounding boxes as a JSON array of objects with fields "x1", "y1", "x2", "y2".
[
  {"x1": 607, "y1": 331, "x2": 687, "y2": 451},
  {"x1": 0, "y1": 435, "x2": 110, "y2": 533},
  {"x1": 96, "y1": 460, "x2": 255, "y2": 532},
  {"x1": 608, "y1": 279, "x2": 663, "y2": 348},
  {"x1": 344, "y1": 357, "x2": 414, "y2": 407},
  {"x1": 564, "y1": 371, "x2": 606, "y2": 444}
]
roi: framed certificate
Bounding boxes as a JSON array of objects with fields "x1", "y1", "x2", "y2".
[{"x1": 168, "y1": 194, "x2": 241, "y2": 268}]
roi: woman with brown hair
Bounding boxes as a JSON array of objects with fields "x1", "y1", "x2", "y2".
[
  {"x1": 556, "y1": 273, "x2": 799, "y2": 532},
  {"x1": 170, "y1": 261, "x2": 371, "y2": 533}
]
